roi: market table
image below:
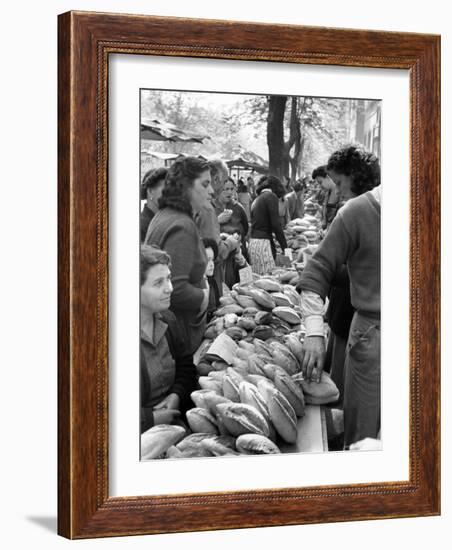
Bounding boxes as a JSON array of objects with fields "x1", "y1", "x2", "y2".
[{"x1": 280, "y1": 405, "x2": 328, "y2": 453}]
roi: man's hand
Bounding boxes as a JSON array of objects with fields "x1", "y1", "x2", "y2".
[
  {"x1": 301, "y1": 336, "x2": 326, "y2": 382},
  {"x1": 152, "y1": 409, "x2": 181, "y2": 425},
  {"x1": 153, "y1": 393, "x2": 181, "y2": 411}
]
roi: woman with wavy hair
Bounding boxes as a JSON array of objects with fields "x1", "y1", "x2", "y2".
[
  {"x1": 327, "y1": 144, "x2": 380, "y2": 201},
  {"x1": 299, "y1": 144, "x2": 381, "y2": 449},
  {"x1": 144, "y1": 156, "x2": 213, "y2": 353},
  {"x1": 322, "y1": 146, "x2": 381, "y2": 411}
]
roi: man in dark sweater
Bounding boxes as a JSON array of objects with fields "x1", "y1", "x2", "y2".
[{"x1": 299, "y1": 186, "x2": 381, "y2": 447}]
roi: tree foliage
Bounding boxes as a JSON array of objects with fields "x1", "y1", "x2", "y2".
[{"x1": 141, "y1": 89, "x2": 357, "y2": 177}]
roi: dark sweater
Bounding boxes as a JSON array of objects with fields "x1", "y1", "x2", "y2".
[
  {"x1": 250, "y1": 191, "x2": 287, "y2": 251},
  {"x1": 140, "y1": 310, "x2": 197, "y2": 433},
  {"x1": 300, "y1": 191, "x2": 380, "y2": 314},
  {"x1": 326, "y1": 265, "x2": 355, "y2": 338},
  {"x1": 145, "y1": 207, "x2": 207, "y2": 350},
  {"x1": 140, "y1": 204, "x2": 156, "y2": 243}
]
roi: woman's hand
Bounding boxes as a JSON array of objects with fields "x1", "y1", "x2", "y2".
[
  {"x1": 300, "y1": 336, "x2": 326, "y2": 382},
  {"x1": 152, "y1": 409, "x2": 181, "y2": 425},
  {"x1": 153, "y1": 393, "x2": 181, "y2": 411},
  {"x1": 225, "y1": 234, "x2": 241, "y2": 252},
  {"x1": 152, "y1": 393, "x2": 181, "y2": 425}
]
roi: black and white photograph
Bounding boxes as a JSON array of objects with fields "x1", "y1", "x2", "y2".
[
  {"x1": 0, "y1": 0, "x2": 445, "y2": 544},
  {"x1": 139, "y1": 89, "x2": 382, "y2": 460}
]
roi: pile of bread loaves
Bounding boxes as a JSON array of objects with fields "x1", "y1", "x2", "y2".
[
  {"x1": 141, "y1": 271, "x2": 340, "y2": 460},
  {"x1": 284, "y1": 215, "x2": 322, "y2": 251},
  {"x1": 203, "y1": 275, "x2": 304, "y2": 343}
]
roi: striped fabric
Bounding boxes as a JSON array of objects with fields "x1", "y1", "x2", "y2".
[{"x1": 249, "y1": 238, "x2": 275, "y2": 275}]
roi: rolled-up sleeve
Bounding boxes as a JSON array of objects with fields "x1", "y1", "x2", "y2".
[{"x1": 301, "y1": 291, "x2": 325, "y2": 337}]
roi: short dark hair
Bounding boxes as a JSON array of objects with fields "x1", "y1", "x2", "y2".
[
  {"x1": 140, "y1": 244, "x2": 171, "y2": 285},
  {"x1": 327, "y1": 144, "x2": 380, "y2": 195},
  {"x1": 202, "y1": 238, "x2": 218, "y2": 260},
  {"x1": 255, "y1": 175, "x2": 285, "y2": 198},
  {"x1": 269, "y1": 176, "x2": 285, "y2": 198},
  {"x1": 292, "y1": 182, "x2": 303, "y2": 192},
  {"x1": 312, "y1": 165, "x2": 328, "y2": 179},
  {"x1": 158, "y1": 156, "x2": 210, "y2": 216},
  {"x1": 255, "y1": 175, "x2": 270, "y2": 195},
  {"x1": 140, "y1": 167, "x2": 167, "y2": 199},
  {"x1": 142, "y1": 167, "x2": 167, "y2": 189}
]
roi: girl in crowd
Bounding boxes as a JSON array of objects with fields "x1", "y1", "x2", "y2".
[
  {"x1": 249, "y1": 175, "x2": 287, "y2": 275},
  {"x1": 145, "y1": 156, "x2": 212, "y2": 354},
  {"x1": 140, "y1": 245, "x2": 197, "y2": 434},
  {"x1": 217, "y1": 177, "x2": 249, "y2": 241},
  {"x1": 202, "y1": 238, "x2": 221, "y2": 322}
]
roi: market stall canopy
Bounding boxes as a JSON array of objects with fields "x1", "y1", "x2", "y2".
[
  {"x1": 141, "y1": 150, "x2": 182, "y2": 161},
  {"x1": 225, "y1": 148, "x2": 269, "y2": 174},
  {"x1": 141, "y1": 118, "x2": 210, "y2": 143}
]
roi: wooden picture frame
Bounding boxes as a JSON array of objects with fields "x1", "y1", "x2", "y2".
[{"x1": 58, "y1": 11, "x2": 440, "y2": 539}]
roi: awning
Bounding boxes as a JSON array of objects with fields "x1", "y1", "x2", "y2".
[
  {"x1": 226, "y1": 157, "x2": 268, "y2": 174},
  {"x1": 225, "y1": 147, "x2": 269, "y2": 174},
  {"x1": 142, "y1": 151, "x2": 182, "y2": 161},
  {"x1": 141, "y1": 118, "x2": 209, "y2": 143}
]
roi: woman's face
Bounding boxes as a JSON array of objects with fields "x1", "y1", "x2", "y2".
[
  {"x1": 141, "y1": 263, "x2": 173, "y2": 314},
  {"x1": 205, "y1": 247, "x2": 215, "y2": 277},
  {"x1": 220, "y1": 180, "x2": 235, "y2": 204},
  {"x1": 328, "y1": 170, "x2": 355, "y2": 201},
  {"x1": 189, "y1": 169, "x2": 213, "y2": 213}
]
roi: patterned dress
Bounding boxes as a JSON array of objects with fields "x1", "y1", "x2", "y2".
[{"x1": 248, "y1": 238, "x2": 275, "y2": 275}]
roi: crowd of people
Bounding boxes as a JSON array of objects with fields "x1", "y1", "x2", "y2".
[{"x1": 139, "y1": 144, "x2": 381, "y2": 450}]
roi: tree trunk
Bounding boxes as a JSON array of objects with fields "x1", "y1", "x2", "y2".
[
  {"x1": 289, "y1": 136, "x2": 305, "y2": 181},
  {"x1": 267, "y1": 96, "x2": 287, "y2": 180},
  {"x1": 355, "y1": 99, "x2": 366, "y2": 144},
  {"x1": 285, "y1": 97, "x2": 302, "y2": 184}
]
